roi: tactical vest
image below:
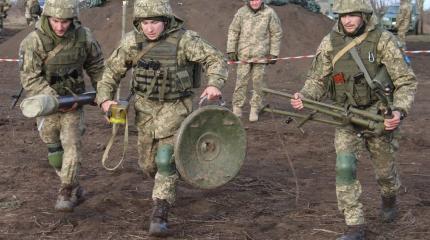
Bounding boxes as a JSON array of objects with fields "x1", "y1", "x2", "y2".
[
  {"x1": 329, "y1": 29, "x2": 383, "y2": 107},
  {"x1": 132, "y1": 29, "x2": 201, "y2": 101},
  {"x1": 36, "y1": 27, "x2": 88, "y2": 96}
]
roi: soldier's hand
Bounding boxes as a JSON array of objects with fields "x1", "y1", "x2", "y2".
[
  {"x1": 266, "y1": 54, "x2": 277, "y2": 64},
  {"x1": 227, "y1": 52, "x2": 238, "y2": 62},
  {"x1": 384, "y1": 111, "x2": 401, "y2": 130},
  {"x1": 200, "y1": 86, "x2": 221, "y2": 101},
  {"x1": 291, "y1": 92, "x2": 304, "y2": 110},
  {"x1": 101, "y1": 100, "x2": 117, "y2": 113}
]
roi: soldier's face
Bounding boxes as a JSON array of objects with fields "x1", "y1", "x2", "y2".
[
  {"x1": 340, "y1": 14, "x2": 363, "y2": 34},
  {"x1": 249, "y1": 0, "x2": 263, "y2": 10},
  {"x1": 141, "y1": 20, "x2": 165, "y2": 40},
  {"x1": 48, "y1": 17, "x2": 72, "y2": 37}
]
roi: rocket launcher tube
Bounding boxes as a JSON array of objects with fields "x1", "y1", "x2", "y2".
[{"x1": 20, "y1": 91, "x2": 96, "y2": 118}]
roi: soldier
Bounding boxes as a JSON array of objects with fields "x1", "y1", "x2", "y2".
[
  {"x1": 396, "y1": 0, "x2": 412, "y2": 49},
  {"x1": 0, "y1": 0, "x2": 11, "y2": 32},
  {"x1": 227, "y1": 0, "x2": 282, "y2": 122},
  {"x1": 19, "y1": 0, "x2": 104, "y2": 212},
  {"x1": 24, "y1": 0, "x2": 42, "y2": 26},
  {"x1": 290, "y1": 0, "x2": 417, "y2": 239},
  {"x1": 96, "y1": 0, "x2": 227, "y2": 237}
]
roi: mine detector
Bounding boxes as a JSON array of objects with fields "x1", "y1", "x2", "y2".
[{"x1": 20, "y1": 93, "x2": 247, "y2": 190}]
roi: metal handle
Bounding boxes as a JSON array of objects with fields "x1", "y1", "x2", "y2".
[{"x1": 198, "y1": 96, "x2": 226, "y2": 108}]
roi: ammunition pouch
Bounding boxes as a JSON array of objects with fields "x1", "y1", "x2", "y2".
[
  {"x1": 48, "y1": 69, "x2": 84, "y2": 96},
  {"x1": 329, "y1": 66, "x2": 393, "y2": 108},
  {"x1": 133, "y1": 65, "x2": 194, "y2": 101},
  {"x1": 131, "y1": 29, "x2": 201, "y2": 102},
  {"x1": 336, "y1": 152, "x2": 357, "y2": 185},
  {"x1": 155, "y1": 144, "x2": 176, "y2": 176},
  {"x1": 47, "y1": 143, "x2": 63, "y2": 169}
]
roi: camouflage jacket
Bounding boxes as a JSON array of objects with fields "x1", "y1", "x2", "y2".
[
  {"x1": 96, "y1": 17, "x2": 227, "y2": 105},
  {"x1": 0, "y1": 0, "x2": 11, "y2": 12},
  {"x1": 19, "y1": 20, "x2": 104, "y2": 97},
  {"x1": 300, "y1": 15, "x2": 417, "y2": 114},
  {"x1": 24, "y1": 0, "x2": 39, "y2": 12},
  {"x1": 227, "y1": 4, "x2": 283, "y2": 59}
]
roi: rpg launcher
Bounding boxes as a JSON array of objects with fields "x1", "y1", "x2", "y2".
[
  {"x1": 20, "y1": 91, "x2": 96, "y2": 118},
  {"x1": 262, "y1": 88, "x2": 391, "y2": 136}
]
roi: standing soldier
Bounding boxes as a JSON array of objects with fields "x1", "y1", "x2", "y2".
[
  {"x1": 0, "y1": 0, "x2": 11, "y2": 33},
  {"x1": 19, "y1": 0, "x2": 104, "y2": 212},
  {"x1": 290, "y1": 0, "x2": 417, "y2": 239},
  {"x1": 96, "y1": 0, "x2": 227, "y2": 237},
  {"x1": 396, "y1": 0, "x2": 412, "y2": 49},
  {"x1": 227, "y1": 0, "x2": 282, "y2": 122},
  {"x1": 24, "y1": 0, "x2": 42, "y2": 26}
]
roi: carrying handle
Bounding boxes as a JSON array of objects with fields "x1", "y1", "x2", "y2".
[{"x1": 198, "y1": 96, "x2": 226, "y2": 108}]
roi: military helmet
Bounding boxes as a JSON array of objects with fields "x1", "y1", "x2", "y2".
[
  {"x1": 42, "y1": 0, "x2": 79, "y2": 19},
  {"x1": 333, "y1": 0, "x2": 373, "y2": 14},
  {"x1": 133, "y1": 0, "x2": 173, "y2": 19}
]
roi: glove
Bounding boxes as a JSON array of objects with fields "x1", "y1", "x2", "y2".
[
  {"x1": 266, "y1": 54, "x2": 277, "y2": 64},
  {"x1": 227, "y1": 52, "x2": 238, "y2": 62}
]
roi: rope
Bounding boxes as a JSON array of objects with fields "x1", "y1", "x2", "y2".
[
  {"x1": 266, "y1": 96, "x2": 301, "y2": 206},
  {"x1": 101, "y1": 113, "x2": 129, "y2": 171}
]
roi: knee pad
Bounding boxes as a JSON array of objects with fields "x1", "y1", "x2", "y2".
[
  {"x1": 336, "y1": 152, "x2": 357, "y2": 185},
  {"x1": 47, "y1": 143, "x2": 63, "y2": 169},
  {"x1": 155, "y1": 144, "x2": 176, "y2": 176}
]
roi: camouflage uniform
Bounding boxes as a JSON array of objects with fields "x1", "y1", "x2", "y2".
[
  {"x1": 299, "y1": 0, "x2": 417, "y2": 228},
  {"x1": 19, "y1": 0, "x2": 104, "y2": 210},
  {"x1": 96, "y1": 1, "x2": 227, "y2": 206},
  {"x1": 0, "y1": 0, "x2": 11, "y2": 31},
  {"x1": 396, "y1": 0, "x2": 412, "y2": 48},
  {"x1": 227, "y1": 2, "x2": 282, "y2": 113},
  {"x1": 96, "y1": 0, "x2": 226, "y2": 235},
  {"x1": 24, "y1": 0, "x2": 41, "y2": 26}
]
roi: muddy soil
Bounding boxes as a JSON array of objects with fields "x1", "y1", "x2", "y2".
[{"x1": 1, "y1": 1, "x2": 430, "y2": 240}]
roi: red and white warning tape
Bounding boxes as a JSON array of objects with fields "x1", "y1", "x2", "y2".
[
  {"x1": 405, "y1": 50, "x2": 430, "y2": 54},
  {"x1": 1, "y1": 50, "x2": 429, "y2": 64},
  {"x1": 0, "y1": 58, "x2": 19, "y2": 62},
  {"x1": 227, "y1": 50, "x2": 430, "y2": 65}
]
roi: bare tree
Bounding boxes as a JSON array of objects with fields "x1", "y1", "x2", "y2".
[
  {"x1": 416, "y1": 0, "x2": 424, "y2": 34},
  {"x1": 370, "y1": 0, "x2": 397, "y2": 18}
]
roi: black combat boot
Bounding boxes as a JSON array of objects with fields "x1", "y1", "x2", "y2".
[
  {"x1": 55, "y1": 184, "x2": 86, "y2": 212},
  {"x1": 149, "y1": 198, "x2": 170, "y2": 237},
  {"x1": 381, "y1": 195, "x2": 397, "y2": 222},
  {"x1": 337, "y1": 225, "x2": 365, "y2": 240}
]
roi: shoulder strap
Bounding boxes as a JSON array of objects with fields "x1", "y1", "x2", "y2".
[
  {"x1": 131, "y1": 41, "x2": 159, "y2": 66},
  {"x1": 332, "y1": 31, "x2": 369, "y2": 67},
  {"x1": 348, "y1": 46, "x2": 376, "y2": 90},
  {"x1": 43, "y1": 43, "x2": 66, "y2": 64}
]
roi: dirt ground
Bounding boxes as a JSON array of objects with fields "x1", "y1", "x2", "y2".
[{"x1": 1, "y1": 1, "x2": 430, "y2": 240}]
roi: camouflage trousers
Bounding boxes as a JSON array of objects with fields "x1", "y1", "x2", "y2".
[
  {"x1": 396, "y1": 1, "x2": 412, "y2": 48},
  {"x1": 36, "y1": 109, "x2": 84, "y2": 186},
  {"x1": 135, "y1": 95, "x2": 193, "y2": 205},
  {"x1": 232, "y1": 63, "x2": 267, "y2": 110},
  {"x1": 334, "y1": 125, "x2": 401, "y2": 225}
]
